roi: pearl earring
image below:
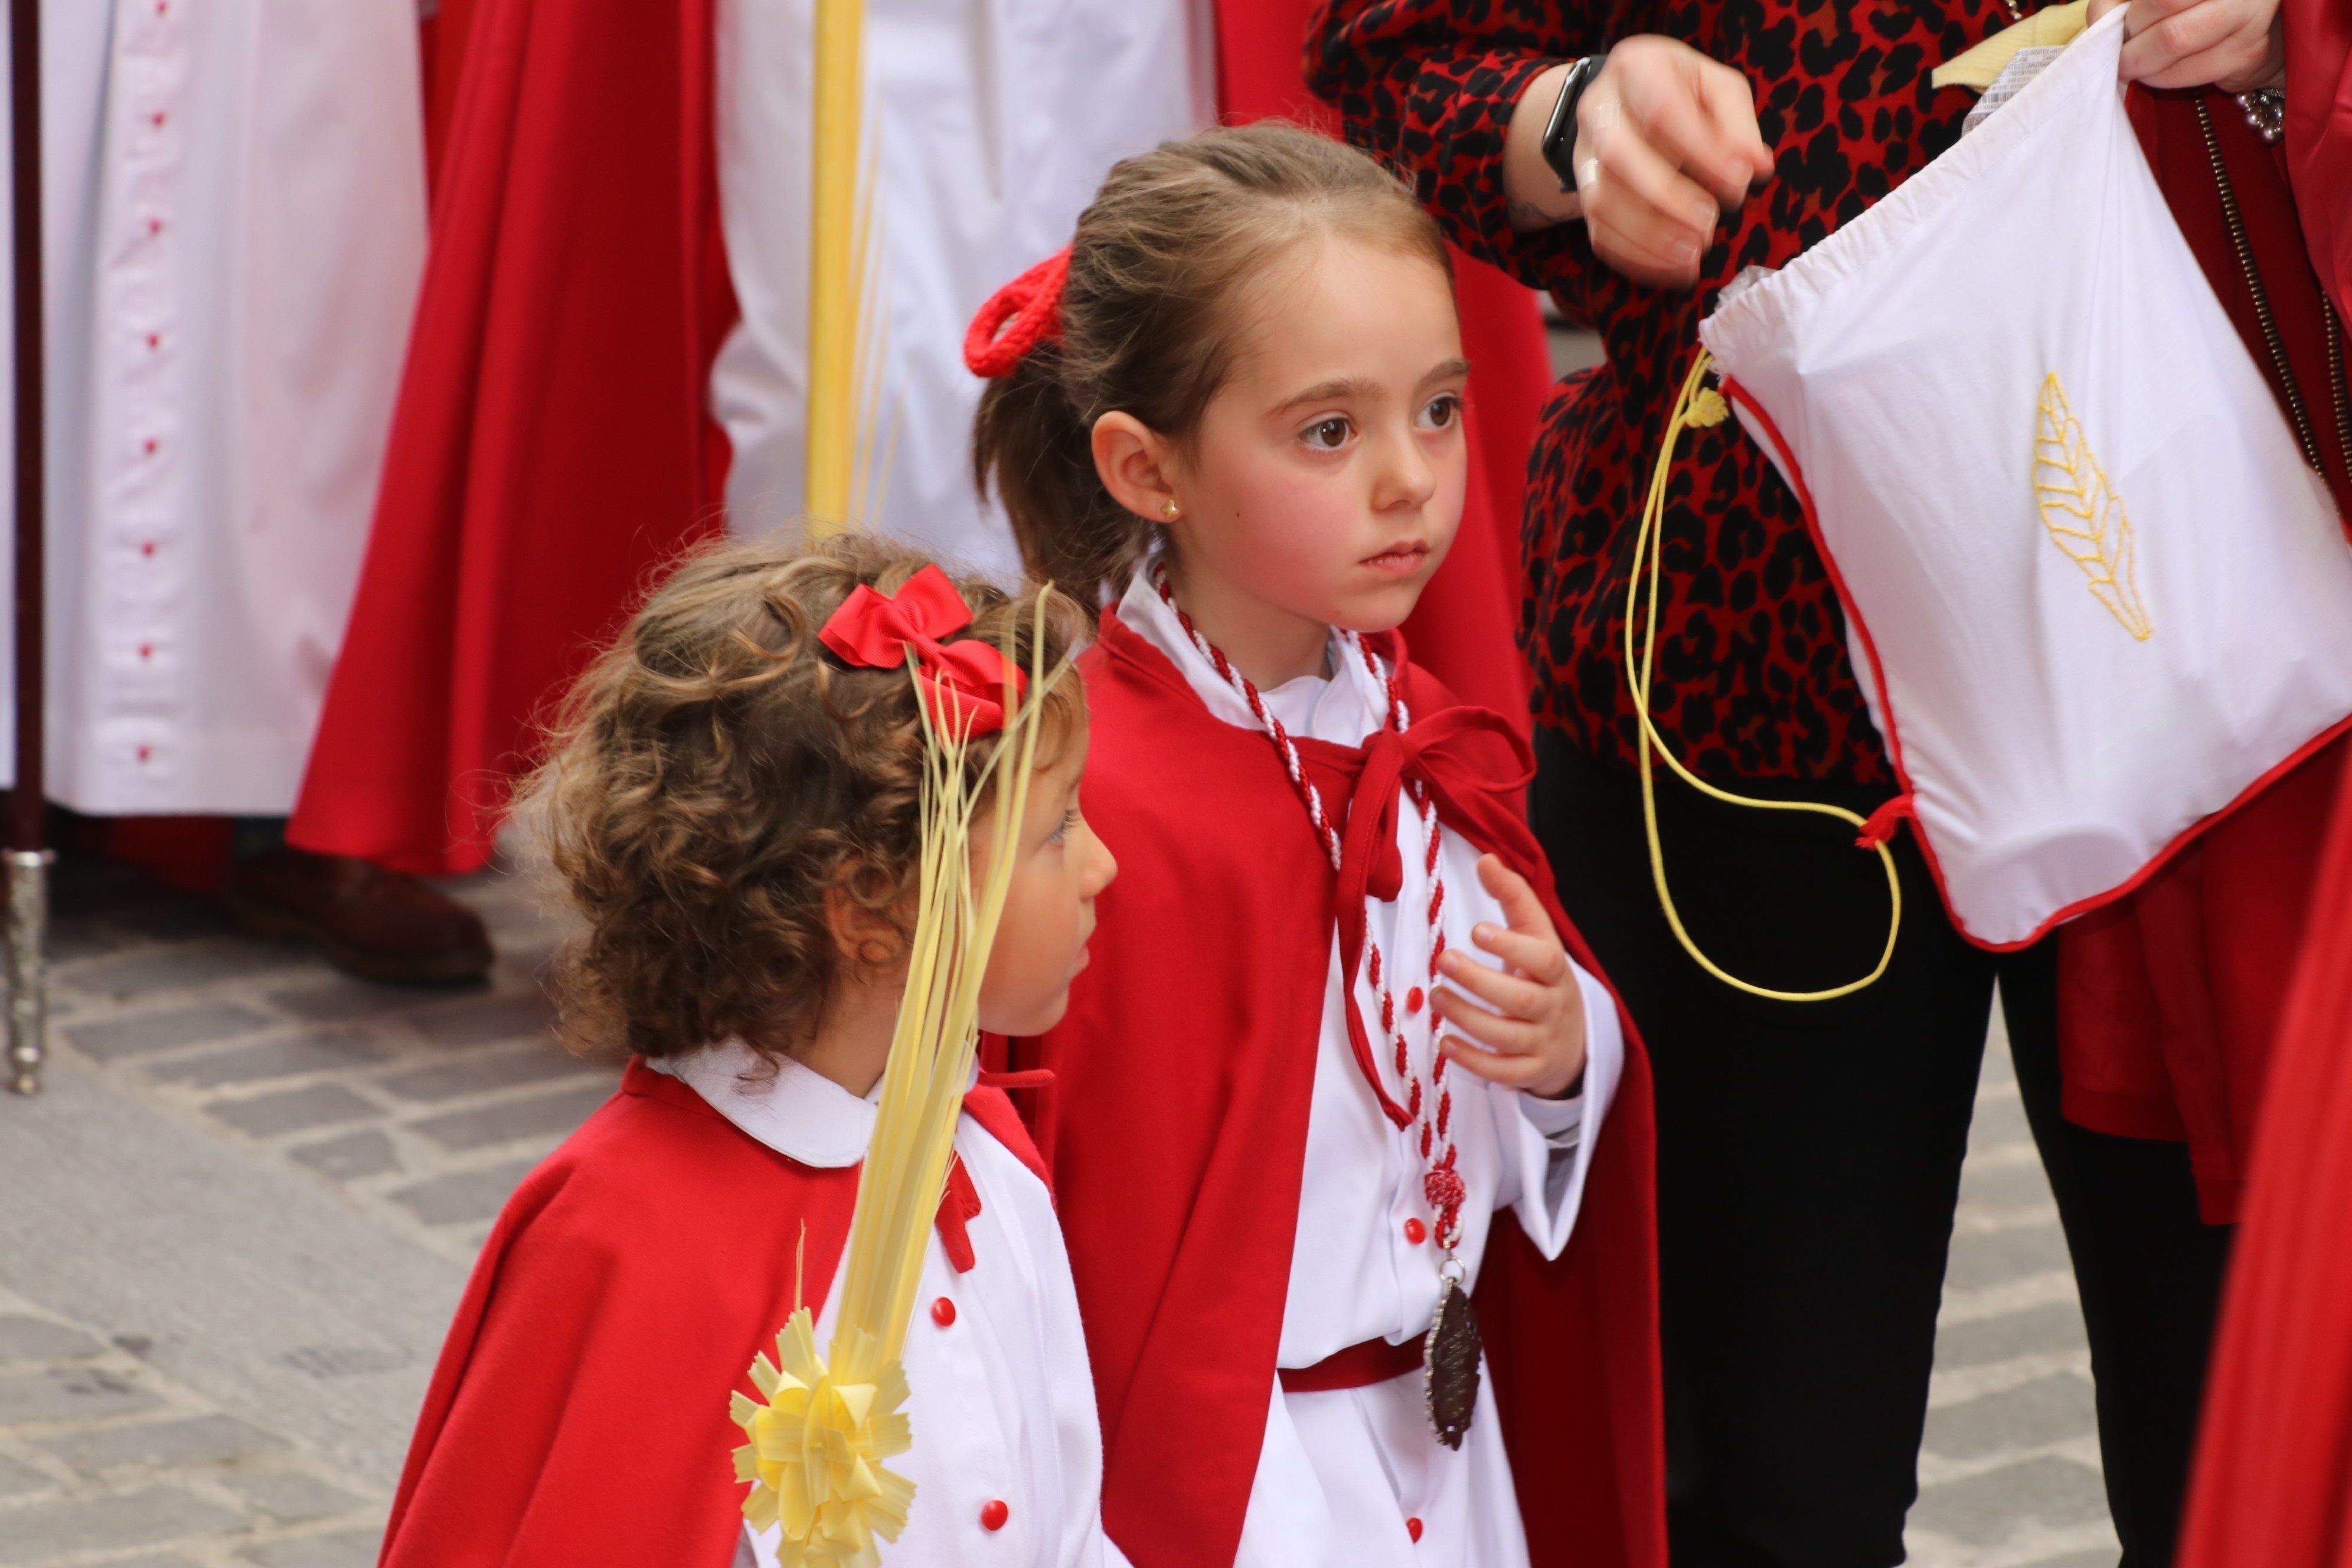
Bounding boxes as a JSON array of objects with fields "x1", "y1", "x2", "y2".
[{"x1": 1160, "y1": 498, "x2": 1180, "y2": 521}]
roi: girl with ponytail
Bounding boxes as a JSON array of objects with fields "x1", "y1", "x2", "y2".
[{"x1": 976, "y1": 122, "x2": 1664, "y2": 1568}]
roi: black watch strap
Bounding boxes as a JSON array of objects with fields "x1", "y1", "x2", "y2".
[{"x1": 1541, "y1": 53, "x2": 1608, "y2": 192}]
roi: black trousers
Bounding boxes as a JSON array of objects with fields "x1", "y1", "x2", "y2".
[{"x1": 1531, "y1": 734, "x2": 2231, "y2": 1568}]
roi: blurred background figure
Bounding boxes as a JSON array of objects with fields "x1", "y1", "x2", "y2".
[{"x1": 2, "y1": 0, "x2": 491, "y2": 983}]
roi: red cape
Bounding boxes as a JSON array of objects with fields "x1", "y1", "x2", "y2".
[
  {"x1": 2285, "y1": 0, "x2": 2352, "y2": 319},
  {"x1": 380, "y1": 1060, "x2": 1044, "y2": 1567},
  {"x1": 2175, "y1": 772, "x2": 2352, "y2": 1568},
  {"x1": 289, "y1": 0, "x2": 736, "y2": 876},
  {"x1": 2053, "y1": 83, "x2": 2352, "y2": 1223},
  {"x1": 999, "y1": 613, "x2": 1663, "y2": 1568}
]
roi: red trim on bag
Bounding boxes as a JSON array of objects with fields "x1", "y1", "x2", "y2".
[{"x1": 1720, "y1": 375, "x2": 2352, "y2": 952}]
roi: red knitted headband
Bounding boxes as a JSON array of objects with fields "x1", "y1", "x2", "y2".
[{"x1": 963, "y1": 247, "x2": 1072, "y2": 379}]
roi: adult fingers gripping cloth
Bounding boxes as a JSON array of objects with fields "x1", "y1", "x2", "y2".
[{"x1": 1665, "y1": 7, "x2": 2352, "y2": 966}]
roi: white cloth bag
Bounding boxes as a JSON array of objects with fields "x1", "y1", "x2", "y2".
[{"x1": 1698, "y1": 8, "x2": 2352, "y2": 949}]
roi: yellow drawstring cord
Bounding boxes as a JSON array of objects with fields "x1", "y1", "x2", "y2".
[{"x1": 1622, "y1": 349, "x2": 1903, "y2": 1002}]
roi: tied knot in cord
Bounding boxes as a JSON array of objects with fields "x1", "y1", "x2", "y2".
[
  {"x1": 1684, "y1": 386, "x2": 1731, "y2": 428},
  {"x1": 1855, "y1": 793, "x2": 1916, "y2": 850},
  {"x1": 963, "y1": 247, "x2": 1073, "y2": 378},
  {"x1": 818, "y1": 565, "x2": 1027, "y2": 737}
]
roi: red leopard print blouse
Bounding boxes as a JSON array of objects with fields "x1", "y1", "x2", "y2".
[{"x1": 1309, "y1": 0, "x2": 2030, "y2": 783}]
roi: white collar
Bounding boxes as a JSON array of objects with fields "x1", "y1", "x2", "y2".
[
  {"x1": 1114, "y1": 569, "x2": 1384, "y2": 744},
  {"x1": 651, "y1": 1040, "x2": 876, "y2": 1168}
]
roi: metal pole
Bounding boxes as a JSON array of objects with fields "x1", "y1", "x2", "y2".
[{"x1": 8, "y1": 0, "x2": 50, "y2": 1097}]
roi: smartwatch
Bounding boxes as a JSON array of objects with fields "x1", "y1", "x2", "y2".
[{"x1": 1540, "y1": 53, "x2": 1608, "y2": 192}]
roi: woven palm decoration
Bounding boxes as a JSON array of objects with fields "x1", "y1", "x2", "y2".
[{"x1": 730, "y1": 613, "x2": 1063, "y2": 1567}]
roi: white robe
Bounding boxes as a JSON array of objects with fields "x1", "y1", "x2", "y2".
[
  {"x1": 0, "y1": 0, "x2": 427, "y2": 813},
  {"x1": 1116, "y1": 577, "x2": 1626, "y2": 1568},
  {"x1": 653, "y1": 1043, "x2": 1129, "y2": 1568},
  {"x1": 707, "y1": 0, "x2": 1213, "y2": 580}
]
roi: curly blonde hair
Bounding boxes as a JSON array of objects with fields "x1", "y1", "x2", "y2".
[{"x1": 520, "y1": 531, "x2": 1087, "y2": 1063}]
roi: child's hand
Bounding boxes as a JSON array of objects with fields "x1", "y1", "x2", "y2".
[{"x1": 1430, "y1": 855, "x2": 1589, "y2": 1100}]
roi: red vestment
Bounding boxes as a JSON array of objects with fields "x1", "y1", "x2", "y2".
[
  {"x1": 378, "y1": 1061, "x2": 1043, "y2": 1566},
  {"x1": 999, "y1": 613, "x2": 1664, "y2": 1568},
  {"x1": 293, "y1": 1, "x2": 1551, "y2": 877},
  {"x1": 2170, "y1": 19, "x2": 2352, "y2": 1562},
  {"x1": 2052, "y1": 81, "x2": 2352, "y2": 1222}
]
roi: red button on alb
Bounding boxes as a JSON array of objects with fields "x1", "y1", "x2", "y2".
[
  {"x1": 979, "y1": 1500, "x2": 1010, "y2": 1532},
  {"x1": 1403, "y1": 1217, "x2": 1427, "y2": 1246},
  {"x1": 1407, "y1": 1516, "x2": 1425, "y2": 1542},
  {"x1": 930, "y1": 1296, "x2": 956, "y2": 1328},
  {"x1": 1405, "y1": 986, "x2": 1426, "y2": 1015}
]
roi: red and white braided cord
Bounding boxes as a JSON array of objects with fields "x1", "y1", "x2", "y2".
[{"x1": 1152, "y1": 572, "x2": 1465, "y2": 1250}]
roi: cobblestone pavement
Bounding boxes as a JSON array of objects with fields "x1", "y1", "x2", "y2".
[{"x1": 0, "y1": 851, "x2": 2116, "y2": 1565}]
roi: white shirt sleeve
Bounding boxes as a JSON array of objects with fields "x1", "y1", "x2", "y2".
[{"x1": 1495, "y1": 963, "x2": 1625, "y2": 1260}]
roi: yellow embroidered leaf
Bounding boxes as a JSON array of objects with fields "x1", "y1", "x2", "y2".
[{"x1": 2033, "y1": 373, "x2": 2152, "y2": 641}]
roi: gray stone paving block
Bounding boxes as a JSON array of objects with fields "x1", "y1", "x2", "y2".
[
  {"x1": 237, "y1": 1526, "x2": 385, "y2": 1568},
  {"x1": 287, "y1": 1130, "x2": 401, "y2": 1182},
  {"x1": 265, "y1": 978, "x2": 430, "y2": 1024},
  {"x1": 48, "y1": 914, "x2": 129, "y2": 964},
  {"x1": 1959, "y1": 1157, "x2": 2059, "y2": 1209},
  {"x1": 373, "y1": 1046, "x2": 589, "y2": 1105},
  {"x1": 1969, "y1": 1093, "x2": 2033, "y2": 1151},
  {"x1": 0, "y1": 1453, "x2": 50, "y2": 1498},
  {"x1": 149, "y1": 1030, "x2": 395, "y2": 1090},
  {"x1": 1924, "y1": 1372, "x2": 2099, "y2": 1461},
  {"x1": 387, "y1": 1158, "x2": 542, "y2": 1227},
  {"x1": 1909, "y1": 1455, "x2": 2110, "y2": 1545},
  {"x1": 273, "y1": 1345, "x2": 414, "y2": 1381},
  {"x1": 1933, "y1": 1302, "x2": 2089, "y2": 1369},
  {"x1": 40, "y1": 1413, "x2": 282, "y2": 1475},
  {"x1": 66, "y1": 939, "x2": 304, "y2": 999},
  {"x1": 409, "y1": 1082, "x2": 611, "y2": 1153},
  {"x1": 219, "y1": 1468, "x2": 372, "y2": 1523},
  {"x1": 0, "y1": 1366, "x2": 162, "y2": 1426},
  {"x1": 64, "y1": 1002, "x2": 274, "y2": 1062},
  {"x1": 0, "y1": 1482, "x2": 243, "y2": 1562},
  {"x1": 400, "y1": 991, "x2": 554, "y2": 1050},
  {"x1": 1943, "y1": 1223, "x2": 2074, "y2": 1292},
  {"x1": 206, "y1": 1085, "x2": 383, "y2": 1139},
  {"x1": 95, "y1": 1556, "x2": 207, "y2": 1568},
  {"x1": 0, "y1": 1314, "x2": 107, "y2": 1365}
]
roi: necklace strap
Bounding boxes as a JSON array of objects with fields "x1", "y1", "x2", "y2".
[{"x1": 1149, "y1": 569, "x2": 1469, "y2": 1250}]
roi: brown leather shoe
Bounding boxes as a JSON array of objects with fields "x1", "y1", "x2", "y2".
[{"x1": 223, "y1": 848, "x2": 494, "y2": 985}]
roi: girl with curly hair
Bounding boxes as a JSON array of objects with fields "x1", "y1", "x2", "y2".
[{"x1": 377, "y1": 531, "x2": 1125, "y2": 1567}]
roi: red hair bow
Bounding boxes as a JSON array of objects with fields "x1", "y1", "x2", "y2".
[
  {"x1": 963, "y1": 247, "x2": 1072, "y2": 379},
  {"x1": 818, "y1": 566, "x2": 1026, "y2": 738}
]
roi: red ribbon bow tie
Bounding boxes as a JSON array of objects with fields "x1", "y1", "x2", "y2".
[
  {"x1": 1299, "y1": 705, "x2": 1536, "y2": 1129},
  {"x1": 818, "y1": 566, "x2": 1026, "y2": 738}
]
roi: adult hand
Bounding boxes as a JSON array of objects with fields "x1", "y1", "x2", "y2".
[
  {"x1": 1505, "y1": 37, "x2": 1775, "y2": 289},
  {"x1": 1430, "y1": 855, "x2": 1589, "y2": 1100},
  {"x1": 2087, "y1": 0, "x2": 2284, "y2": 92}
]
